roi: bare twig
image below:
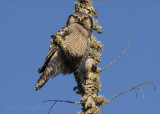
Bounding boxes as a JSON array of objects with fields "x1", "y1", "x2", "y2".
[
  {"x1": 97, "y1": 81, "x2": 160, "y2": 113},
  {"x1": 39, "y1": 100, "x2": 81, "y2": 114},
  {"x1": 101, "y1": 40, "x2": 130, "y2": 72},
  {"x1": 40, "y1": 99, "x2": 81, "y2": 105},
  {"x1": 149, "y1": 82, "x2": 157, "y2": 91},
  {"x1": 48, "y1": 101, "x2": 57, "y2": 114},
  {"x1": 133, "y1": 88, "x2": 138, "y2": 98},
  {"x1": 136, "y1": 87, "x2": 144, "y2": 99}
]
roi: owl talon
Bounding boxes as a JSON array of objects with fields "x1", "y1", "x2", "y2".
[
  {"x1": 51, "y1": 35, "x2": 69, "y2": 54},
  {"x1": 51, "y1": 35, "x2": 63, "y2": 45}
]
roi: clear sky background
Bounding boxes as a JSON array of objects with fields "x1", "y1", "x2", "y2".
[{"x1": 0, "y1": 1, "x2": 160, "y2": 114}]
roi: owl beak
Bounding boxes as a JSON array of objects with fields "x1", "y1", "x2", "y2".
[{"x1": 79, "y1": 17, "x2": 83, "y2": 22}]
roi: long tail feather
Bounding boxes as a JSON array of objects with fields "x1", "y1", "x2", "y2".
[{"x1": 35, "y1": 71, "x2": 50, "y2": 91}]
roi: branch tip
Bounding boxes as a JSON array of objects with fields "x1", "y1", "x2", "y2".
[
  {"x1": 101, "y1": 40, "x2": 130, "y2": 72},
  {"x1": 97, "y1": 81, "x2": 160, "y2": 112}
]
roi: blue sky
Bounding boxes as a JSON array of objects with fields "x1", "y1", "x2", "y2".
[{"x1": 0, "y1": 1, "x2": 160, "y2": 114}]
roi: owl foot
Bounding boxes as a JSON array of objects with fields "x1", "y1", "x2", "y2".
[
  {"x1": 51, "y1": 35, "x2": 63, "y2": 45},
  {"x1": 51, "y1": 35, "x2": 70, "y2": 56}
]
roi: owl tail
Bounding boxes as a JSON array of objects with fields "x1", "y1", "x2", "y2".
[
  {"x1": 35, "y1": 51, "x2": 69, "y2": 90},
  {"x1": 35, "y1": 70, "x2": 51, "y2": 91}
]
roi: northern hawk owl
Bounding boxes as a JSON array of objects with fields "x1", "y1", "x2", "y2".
[{"x1": 35, "y1": 12, "x2": 93, "y2": 90}]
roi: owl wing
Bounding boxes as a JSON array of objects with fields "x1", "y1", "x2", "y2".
[
  {"x1": 38, "y1": 45, "x2": 58, "y2": 73},
  {"x1": 38, "y1": 26, "x2": 70, "y2": 73}
]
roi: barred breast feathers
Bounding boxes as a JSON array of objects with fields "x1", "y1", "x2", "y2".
[{"x1": 62, "y1": 23, "x2": 89, "y2": 57}]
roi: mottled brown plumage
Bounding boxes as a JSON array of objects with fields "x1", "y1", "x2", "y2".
[{"x1": 35, "y1": 12, "x2": 93, "y2": 90}]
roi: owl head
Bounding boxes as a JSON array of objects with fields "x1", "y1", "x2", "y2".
[{"x1": 66, "y1": 12, "x2": 93, "y2": 31}]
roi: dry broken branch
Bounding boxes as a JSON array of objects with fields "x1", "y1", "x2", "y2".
[
  {"x1": 101, "y1": 40, "x2": 130, "y2": 72},
  {"x1": 39, "y1": 99, "x2": 81, "y2": 114},
  {"x1": 96, "y1": 81, "x2": 160, "y2": 113}
]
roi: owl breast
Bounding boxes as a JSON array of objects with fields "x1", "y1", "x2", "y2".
[
  {"x1": 62, "y1": 23, "x2": 89, "y2": 57},
  {"x1": 61, "y1": 23, "x2": 90, "y2": 72}
]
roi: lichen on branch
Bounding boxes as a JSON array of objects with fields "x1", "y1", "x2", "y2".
[{"x1": 74, "y1": 0, "x2": 106, "y2": 114}]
